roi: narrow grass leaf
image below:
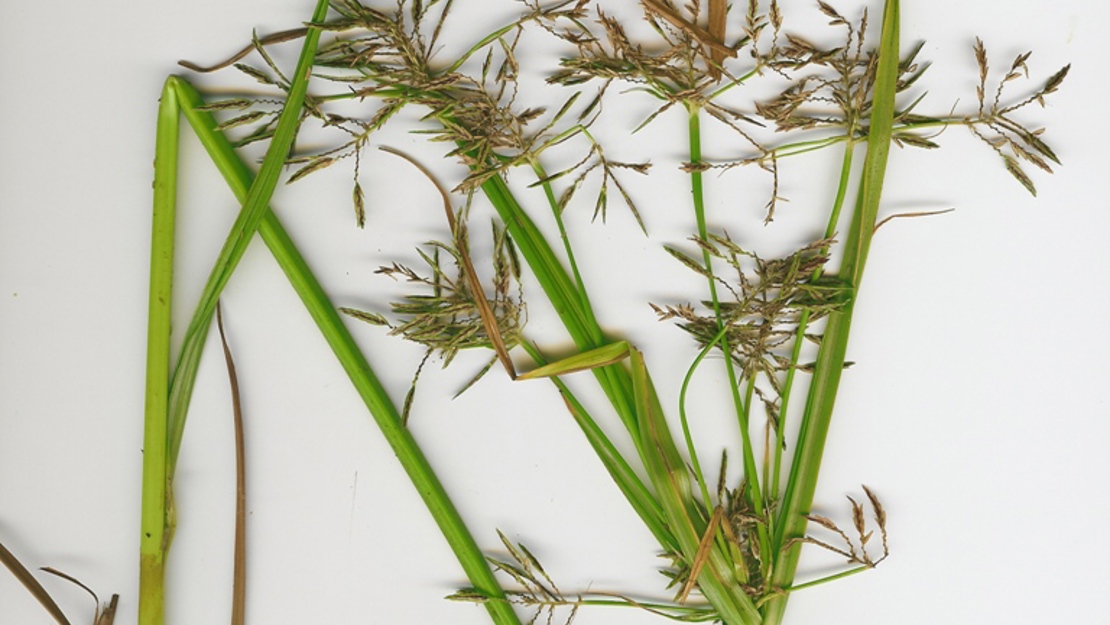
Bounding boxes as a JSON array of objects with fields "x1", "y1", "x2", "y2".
[
  {"x1": 763, "y1": 2, "x2": 900, "y2": 624},
  {"x1": 165, "y1": 0, "x2": 331, "y2": 477},
  {"x1": 630, "y1": 351, "x2": 761, "y2": 625},
  {"x1": 165, "y1": 77, "x2": 523, "y2": 625},
  {"x1": 519, "y1": 343, "x2": 673, "y2": 552},
  {"x1": 517, "y1": 341, "x2": 630, "y2": 380}
]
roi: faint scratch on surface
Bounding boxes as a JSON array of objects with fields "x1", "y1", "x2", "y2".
[{"x1": 348, "y1": 471, "x2": 358, "y2": 544}]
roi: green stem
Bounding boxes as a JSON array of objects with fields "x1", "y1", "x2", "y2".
[
  {"x1": 686, "y1": 103, "x2": 771, "y2": 565},
  {"x1": 164, "y1": 0, "x2": 330, "y2": 478},
  {"x1": 683, "y1": 106, "x2": 719, "y2": 507},
  {"x1": 762, "y1": 135, "x2": 854, "y2": 161},
  {"x1": 483, "y1": 164, "x2": 679, "y2": 554},
  {"x1": 138, "y1": 76, "x2": 178, "y2": 625},
  {"x1": 478, "y1": 173, "x2": 641, "y2": 446},
  {"x1": 770, "y1": 126, "x2": 857, "y2": 499},
  {"x1": 631, "y1": 351, "x2": 762, "y2": 625},
  {"x1": 740, "y1": 116, "x2": 972, "y2": 169},
  {"x1": 518, "y1": 342, "x2": 670, "y2": 548},
  {"x1": 140, "y1": 14, "x2": 330, "y2": 623},
  {"x1": 527, "y1": 596, "x2": 717, "y2": 621},
  {"x1": 762, "y1": 1, "x2": 900, "y2": 622},
  {"x1": 527, "y1": 158, "x2": 601, "y2": 335},
  {"x1": 763, "y1": 564, "x2": 872, "y2": 600},
  {"x1": 165, "y1": 77, "x2": 523, "y2": 625},
  {"x1": 474, "y1": 130, "x2": 762, "y2": 623}
]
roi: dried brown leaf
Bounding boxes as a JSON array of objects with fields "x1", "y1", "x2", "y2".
[
  {"x1": 0, "y1": 541, "x2": 72, "y2": 625},
  {"x1": 216, "y1": 304, "x2": 248, "y2": 625}
]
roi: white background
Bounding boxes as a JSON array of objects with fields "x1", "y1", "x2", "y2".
[{"x1": 2, "y1": 1, "x2": 1108, "y2": 624}]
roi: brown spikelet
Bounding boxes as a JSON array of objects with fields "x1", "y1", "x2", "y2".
[
  {"x1": 352, "y1": 181, "x2": 366, "y2": 227},
  {"x1": 974, "y1": 37, "x2": 989, "y2": 112},
  {"x1": 863, "y1": 485, "x2": 889, "y2": 558},
  {"x1": 1003, "y1": 154, "x2": 1037, "y2": 196},
  {"x1": 849, "y1": 496, "x2": 867, "y2": 539},
  {"x1": 287, "y1": 156, "x2": 336, "y2": 184},
  {"x1": 1040, "y1": 64, "x2": 1070, "y2": 99}
]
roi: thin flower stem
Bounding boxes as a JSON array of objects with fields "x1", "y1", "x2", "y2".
[
  {"x1": 707, "y1": 62, "x2": 765, "y2": 101},
  {"x1": 770, "y1": 121, "x2": 858, "y2": 499},
  {"x1": 745, "y1": 116, "x2": 975, "y2": 168},
  {"x1": 686, "y1": 103, "x2": 771, "y2": 564},
  {"x1": 767, "y1": 564, "x2": 871, "y2": 598},
  {"x1": 527, "y1": 158, "x2": 601, "y2": 335},
  {"x1": 516, "y1": 594, "x2": 719, "y2": 621},
  {"x1": 683, "y1": 106, "x2": 718, "y2": 508},
  {"x1": 761, "y1": 134, "x2": 854, "y2": 161}
]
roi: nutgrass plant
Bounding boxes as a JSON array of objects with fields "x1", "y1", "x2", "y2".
[
  {"x1": 141, "y1": 4, "x2": 519, "y2": 625},
  {"x1": 134, "y1": 0, "x2": 1068, "y2": 624}
]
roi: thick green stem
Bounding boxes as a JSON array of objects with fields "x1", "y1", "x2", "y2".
[
  {"x1": 478, "y1": 175, "x2": 642, "y2": 452},
  {"x1": 479, "y1": 172, "x2": 685, "y2": 561},
  {"x1": 527, "y1": 158, "x2": 602, "y2": 336},
  {"x1": 631, "y1": 351, "x2": 762, "y2": 625},
  {"x1": 771, "y1": 134, "x2": 858, "y2": 498},
  {"x1": 140, "y1": 5, "x2": 329, "y2": 622},
  {"x1": 519, "y1": 342, "x2": 669, "y2": 546},
  {"x1": 138, "y1": 76, "x2": 178, "y2": 625},
  {"x1": 162, "y1": 77, "x2": 522, "y2": 625},
  {"x1": 762, "y1": 1, "x2": 900, "y2": 622},
  {"x1": 469, "y1": 96, "x2": 764, "y2": 625},
  {"x1": 475, "y1": 134, "x2": 770, "y2": 623},
  {"x1": 516, "y1": 162, "x2": 679, "y2": 542}
]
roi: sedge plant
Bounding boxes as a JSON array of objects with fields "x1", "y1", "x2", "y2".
[
  {"x1": 157, "y1": 0, "x2": 1067, "y2": 623},
  {"x1": 140, "y1": 2, "x2": 522, "y2": 625}
]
